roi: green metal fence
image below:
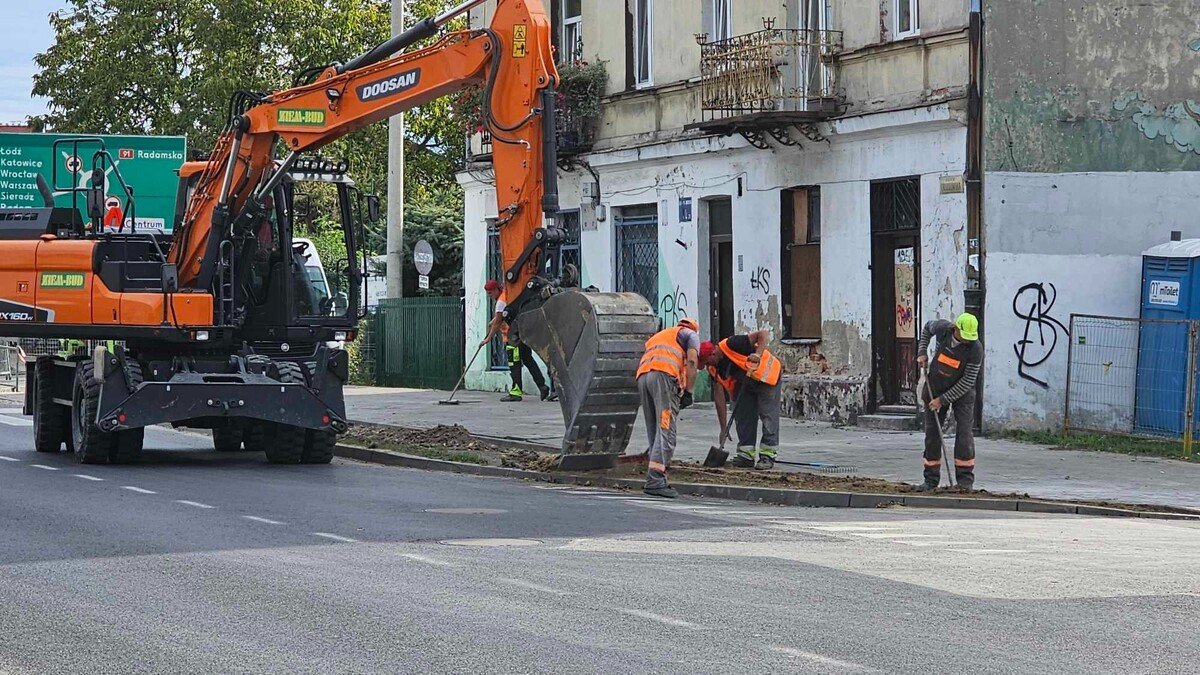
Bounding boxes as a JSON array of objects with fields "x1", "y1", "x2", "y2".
[{"x1": 374, "y1": 297, "x2": 465, "y2": 390}]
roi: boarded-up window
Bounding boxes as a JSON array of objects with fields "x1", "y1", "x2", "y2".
[{"x1": 781, "y1": 187, "x2": 821, "y2": 339}]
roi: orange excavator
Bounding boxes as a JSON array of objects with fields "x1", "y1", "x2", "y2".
[{"x1": 6, "y1": 0, "x2": 654, "y2": 467}]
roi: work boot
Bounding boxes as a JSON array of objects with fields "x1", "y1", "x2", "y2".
[
  {"x1": 501, "y1": 393, "x2": 523, "y2": 402},
  {"x1": 729, "y1": 455, "x2": 755, "y2": 469},
  {"x1": 914, "y1": 480, "x2": 939, "y2": 492},
  {"x1": 539, "y1": 386, "x2": 551, "y2": 401},
  {"x1": 643, "y1": 485, "x2": 679, "y2": 499},
  {"x1": 547, "y1": 390, "x2": 559, "y2": 402},
  {"x1": 754, "y1": 456, "x2": 775, "y2": 471},
  {"x1": 955, "y1": 481, "x2": 974, "y2": 493}
]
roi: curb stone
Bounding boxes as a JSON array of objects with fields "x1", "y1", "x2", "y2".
[{"x1": 335, "y1": 443, "x2": 1200, "y2": 522}]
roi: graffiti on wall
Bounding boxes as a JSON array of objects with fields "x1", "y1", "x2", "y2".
[
  {"x1": 750, "y1": 266, "x2": 771, "y2": 296},
  {"x1": 660, "y1": 285, "x2": 689, "y2": 326},
  {"x1": 1012, "y1": 282, "x2": 1069, "y2": 389}
]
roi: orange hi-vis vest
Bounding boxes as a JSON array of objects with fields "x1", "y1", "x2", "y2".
[
  {"x1": 718, "y1": 339, "x2": 782, "y2": 387},
  {"x1": 708, "y1": 365, "x2": 738, "y2": 397},
  {"x1": 637, "y1": 326, "x2": 687, "y2": 380}
]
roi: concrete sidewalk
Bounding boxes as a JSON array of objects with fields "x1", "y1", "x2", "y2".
[{"x1": 345, "y1": 386, "x2": 1200, "y2": 510}]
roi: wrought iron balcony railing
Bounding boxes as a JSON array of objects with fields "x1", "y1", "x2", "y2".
[{"x1": 696, "y1": 22, "x2": 842, "y2": 128}]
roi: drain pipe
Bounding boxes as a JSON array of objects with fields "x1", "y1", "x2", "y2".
[{"x1": 965, "y1": 0, "x2": 985, "y2": 429}]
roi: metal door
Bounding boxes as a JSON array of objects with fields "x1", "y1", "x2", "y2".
[
  {"x1": 708, "y1": 198, "x2": 734, "y2": 340},
  {"x1": 870, "y1": 178, "x2": 922, "y2": 407}
]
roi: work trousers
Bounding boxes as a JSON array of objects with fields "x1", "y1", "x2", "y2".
[
  {"x1": 506, "y1": 342, "x2": 546, "y2": 396},
  {"x1": 922, "y1": 389, "x2": 977, "y2": 486},
  {"x1": 733, "y1": 380, "x2": 781, "y2": 461},
  {"x1": 639, "y1": 370, "x2": 680, "y2": 489}
]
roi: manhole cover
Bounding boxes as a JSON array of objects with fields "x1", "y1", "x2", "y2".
[
  {"x1": 440, "y1": 538, "x2": 542, "y2": 547},
  {"x1": 424, "y1": 508, "x2": 508, "y2": 515}
]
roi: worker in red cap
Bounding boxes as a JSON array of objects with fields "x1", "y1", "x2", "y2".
[
  {"x1": 698, "y1": 330, "x2": 783, "y2": 469},
  {"x1": 479, "y1": 280, "x2": 554, "y2": 402}
]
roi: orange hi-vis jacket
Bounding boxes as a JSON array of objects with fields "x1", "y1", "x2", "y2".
[
  {"x1": 637, "y1": 326, "x2": 688, "y2": 380},
  {"x1": 714, "y1": 338, "x2": 783, "y2": 391}
]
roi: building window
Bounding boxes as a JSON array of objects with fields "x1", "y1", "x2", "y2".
[
  {"x1": 781, "y1": 187, "x2": 822, "y2": 340},
  {"x1": 485, "y1": 220, "x2": 507, "y2": 370},
  {"x1": 560, "y1": 0, "x2": 582, "y2": 62},
  {"x1": 633, "y1": 0, "x2": 653, "y2": 87},
  {"x1": 615, "y1": 204, "x2": 659, "y2": 310},
  {"x1": 894, "y1": 0, "x2": 919, "y2": 38},
  {"x1": 711, "y1": 0, "x2": 731, "y2": 42},
  {"x1": 544, "y1": 210, "x2": 582, "y2": 278}
]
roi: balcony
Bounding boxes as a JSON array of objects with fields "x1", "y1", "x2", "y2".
[{"x1": 689, "y1": 21, "x2": 843, "y2": 147}]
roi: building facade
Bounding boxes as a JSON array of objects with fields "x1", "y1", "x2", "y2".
[{"x1": 460, "y1": 0, "x2": 971, "y2": 423}]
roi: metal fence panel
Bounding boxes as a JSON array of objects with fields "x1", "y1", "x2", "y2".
[
  {"x1": 1065, "y1": 314, "x2": 1196, "y2": 452},
  {"x1": 375, "y1": 297, "x2": 465, "y2": 390}
]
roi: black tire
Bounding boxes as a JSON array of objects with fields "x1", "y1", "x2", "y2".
[
  {"x1": 108, "y1": 359, "x2": 145, "y2": 465},
  {"x1": 70, "y1": 361, "x2": 115, "y2": 464},
  {"x1": 242, "y1": 421, "x2": 272, "y2": 453},
  {"x1": 263, "y1": 362, "x2": 306, "y2": 464},
  {"x1": 301, "y1": 429, "x2": 336, "y2": 464},
  {"x1": 33, "y1": 358, "x2": 67, "y2": 453},
  {"x1": 213, "y1": 425, "x2": 245, "y2": 452}
]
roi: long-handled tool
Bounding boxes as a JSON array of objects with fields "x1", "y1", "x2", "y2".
[
  {"x1": 703, "y1": 394, "x2": 743, "y2": 467},
  {"x1": 922, "y1": 368, "x2": 955, "y2": 487},
  {"x1": 773, "y1": 459, "x2": 857, "y2": 474},
  {"x1": 439, "y1": 342, "x2": 486, "y2": 405}
]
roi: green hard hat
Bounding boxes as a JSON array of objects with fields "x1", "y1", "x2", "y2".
[{"x1": 955, "y1": 313, "x2": 979, "y2": 341}]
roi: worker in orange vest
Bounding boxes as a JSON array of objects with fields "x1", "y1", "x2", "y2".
[
  {"x1": 699, "y1": 330, "x2": 783, "y2": 469},
  {"x1": 636, "y1": 317, "x2": 701, "y2": 498}
]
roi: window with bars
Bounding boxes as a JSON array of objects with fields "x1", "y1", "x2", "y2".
[
  {"x1": 615, "y1": 204, "x2": 659, "y2": 310},
  {"x1": 560, "y1": 0, "x2": 582, "y2": 62},
  {"x1": 558, "y1": 209, "x2": 581, "y2": 274},
  {"x1": 870, "y1": 178, "x2": 921, "y2": 232},
  {"x1": 781, "y1": 187, "x2": 822, "y2": 339},
  {"x1": 485, "y1": 220, "x2": 507, "y2": 370}
]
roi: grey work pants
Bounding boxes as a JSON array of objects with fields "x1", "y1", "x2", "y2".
[
  {"x1": 638, "y1": 370, "x2": 680, "y2": 489},
  {"x1": 922, "y1": 389, "x2": 977, "y2": 486},
  {"x1": 733, "y1": 380, "x2": 781, "y2": 460}
]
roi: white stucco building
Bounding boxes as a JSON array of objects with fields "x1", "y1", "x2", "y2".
[{"x1": 459, "y1": 0, "x2": 972, "y2": 425}]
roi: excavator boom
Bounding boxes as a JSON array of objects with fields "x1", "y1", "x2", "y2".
[{"x1": 165, "y1": 0, "x2": 655, "y2": 466}]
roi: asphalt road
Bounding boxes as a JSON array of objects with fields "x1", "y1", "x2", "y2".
[{"x1": 0, "y1": 408, "x2": 1197, "y2": 674}]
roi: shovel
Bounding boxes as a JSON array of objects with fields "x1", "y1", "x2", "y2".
[
  {"x1": 439, "y1": 342, "x2": 486, "y2": 406},
  {"x1": 703, "y1": 395, "x2": 742, "y2": 468},
  {"x1": 920, "y1": 368, "x2": 955, "y2": 487}
]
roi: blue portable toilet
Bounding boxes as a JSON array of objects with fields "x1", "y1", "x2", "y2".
[{"x1": 1134, "y1": 237, "x2": 1200, "y2": 435}]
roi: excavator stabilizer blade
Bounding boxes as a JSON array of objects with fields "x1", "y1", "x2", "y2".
[{"x1": 516, "y1": 290, "x2": 657, "y2": 469}]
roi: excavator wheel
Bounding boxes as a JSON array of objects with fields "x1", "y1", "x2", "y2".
[
  {"x1": 109, "y1": 359, "x2": 145, "y2": 465},
  {"x1": 70, "y1": 361, "x2": 116, "y2": 464},
  {"x1": 262, "y1": 362, "x2": 307, "y2": 465},
  {"x1": 516, "y1": 290, "x2": 658, "y2": 470},
  {"x1": 301, "y1": 429, "x2": 336, "y2": 464},
  {"x1": 33, "y1": 357, "x2": 68, "y2": 453}
]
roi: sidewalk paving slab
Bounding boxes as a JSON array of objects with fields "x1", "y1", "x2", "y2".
[{"x1": 345, "y1": 386, "x2": 1200, "y2": 510}]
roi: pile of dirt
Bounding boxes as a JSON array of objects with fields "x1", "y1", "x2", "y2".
[
  {"x1": 499, "y1": 448, "x2": 561, "y2": 472},
  {"x1": 344, "y1": 423, "x2": 503, "y2": 463}
]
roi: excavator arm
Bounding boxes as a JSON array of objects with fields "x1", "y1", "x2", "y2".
[{"x1": 170, "y1": 0, "x2": 656, "y2": 467}]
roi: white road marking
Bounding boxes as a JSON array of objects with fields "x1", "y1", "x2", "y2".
[
  {"x1": 72, "y1": 474, "x2": 104, "y2": 481},
  {"x1": 175, "y1": 500, "x2": 215, "y2": 509},
  {"x1": 617, "y1": 608, "x2": 705, "y2": 630},
  {"x1": 0, "y1": 415, "x2": 32, "y2": 427},
  {"x1": 768, "y1": 646, "x2": 879, "y2": 672},
  {"x1": 498, "y1": 578, "x2": 574, "y2": 595},
  {"x1": 242, "y1": 516, "x2": 284, "y2": 525},
  {"x1": 946, "y1": 549, "x2": 1030, "y2": 555},
  {"x1": 311, "y1": 532, "x2": 358, "y2": 543},
  {"x1": 30, "y1": 464, "x2": 60, "y2": 471},
  {"x1": 0, "y1": 455, "x2": 20, "y2": 462},
  {"x1": 121, "y1": 486, "x2": 157, "y2": 494},
  {"x1": 398, "y1": 553, "x2": 455, "y2": 567},
  {"x1": 895, "y1": 540, "x2": 981, "y2": 547},
  {"x1": 854, "y1": 533, "x2": 949, "y2": 540},
  {"x1": 808, "y1": 525, "x2": 894, "y2": 532}
]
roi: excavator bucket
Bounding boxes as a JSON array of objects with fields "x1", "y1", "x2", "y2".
[{"x1": 516, "y1": 290, "x2": 658, "y2": 470}]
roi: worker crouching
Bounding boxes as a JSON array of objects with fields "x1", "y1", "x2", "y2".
[
  {"x1": 637, "y1": 318, "x2": 701, "y2": 498},
  {"x1": 699, "y1": 330, "x2": 783, "y2": 470}
]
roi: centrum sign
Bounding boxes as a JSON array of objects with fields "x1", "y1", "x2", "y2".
[{"x1": 0, "y1": 132, "x2": 186, "y2": 233}]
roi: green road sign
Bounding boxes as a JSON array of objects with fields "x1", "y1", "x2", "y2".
[{"x1": 0, "y1": 132, "x2": 186, "y2": 232}]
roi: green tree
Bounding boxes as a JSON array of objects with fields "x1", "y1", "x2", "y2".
[
  {"x1": 401, "y1": 188, "x2": 464, "y2": 296},
  {"x1": 31, "y1": 0, "x2": 471, "y2": 220}
]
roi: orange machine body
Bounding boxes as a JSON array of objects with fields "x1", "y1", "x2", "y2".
[{"x1": 0, "y1": 236, "x2": 212, "y2": 328}]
